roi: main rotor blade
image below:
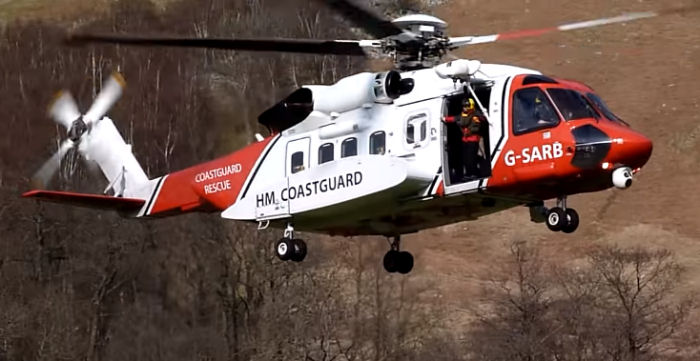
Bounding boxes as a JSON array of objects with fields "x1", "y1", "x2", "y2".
[
  {"x1": 449, "y1": 5, "x2": 700, "y2": 48},
  {"x1": 48, "y1": 91, "x2": 81, "y2": 130},
  {"x1": 68, "y1": 34, "x2": 368, "y2": 56},
  {"x1": 31, "y1": 139, "x2": 74, "y2": 189},
  {"x1": 321, "y1": 0, "x2": 404, "y2": 38},
  {"x1": 84, "y1": 72, "x2": 126, "y2": 123}
]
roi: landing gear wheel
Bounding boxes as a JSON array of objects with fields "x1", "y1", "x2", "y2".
[
  {"x1": 383, "y1": 250, "x2": 400, "y2": 273},
  {"x1": 397, "y1": 251, "x2": 414, "y2": 274},
  {"x1": 383, "y1": 236, "x2": 414, "y2": 274},
  {"x1": 546, "y1": 207, "x2": 566, "y2": 232},
  {"x1": 290, "y1": 239, "x2": 307, "y2": 262},
  {"x1": 383, "y1": 250, "x2": 414, "y2": 274},
  {"x1": 276, "y1": 238, "x2": 294, "y2": 261},
  {"x1": 561, "y1": 209, "x2": 580, "y2": 234}
]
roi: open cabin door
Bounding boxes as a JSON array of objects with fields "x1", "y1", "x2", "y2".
[{"x1": 441, "y1": 82, "x2": 494, "y2": 195}]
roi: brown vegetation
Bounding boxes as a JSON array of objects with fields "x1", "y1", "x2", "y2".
[{"x1": 466, "y1": 242, "x2": 697, "y2": 361}]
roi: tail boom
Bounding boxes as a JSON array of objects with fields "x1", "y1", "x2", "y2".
[{"x1": 139, "y1": 135, "x2": 277, "y2": 217}]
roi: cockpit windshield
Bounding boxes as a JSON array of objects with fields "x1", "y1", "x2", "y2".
[
  {"x1": 547, "y1": 88, "x2": 599, "y2": 121},
  {"x1": 586, "y1": 92, "x2": 628, "y2": 125}
]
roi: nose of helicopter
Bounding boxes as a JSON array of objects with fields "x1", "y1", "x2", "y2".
[{"x1": 613, "y1": 129, "x2": 653, "y2": 169}]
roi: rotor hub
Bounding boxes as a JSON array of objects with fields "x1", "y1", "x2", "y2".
[
  {"x1": 68, "y1": 116, "x2": 87, "y2": 142},
  {"x1": 389, "y1": 14, "x2": 450, "y2": 70}
]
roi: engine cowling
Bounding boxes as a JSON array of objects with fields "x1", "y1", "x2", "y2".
[
  {"x1": 304, "y1": 71, "x2": 412, "y2": 113},
  {"x1": 373, "y1": 71, "x2": 403, "y2": 104}
]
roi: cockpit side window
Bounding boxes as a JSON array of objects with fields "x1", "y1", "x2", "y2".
[
  {"x1": 586, "y1": 92, "x2": 629, "y2": 125},
  {"x1": 547, "y1": 88, "x2": 599, "y2": 121},
  {"x1": 512, "y1": 87, "x2": 559, "y2": 135}
]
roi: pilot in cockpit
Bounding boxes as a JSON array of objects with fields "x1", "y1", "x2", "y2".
[
  {"x1": 513, "y1": 89, "x2": 559, "y2": 134},
  {"x1": 534, "y1": 95, "x2": 558, "y2": 126}
]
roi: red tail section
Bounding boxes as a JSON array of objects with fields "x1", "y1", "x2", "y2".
[{"x1": 143, "y1": 136, "x2": 277, "y2": 217}]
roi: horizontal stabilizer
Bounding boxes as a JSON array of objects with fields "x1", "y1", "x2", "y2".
[{"x1": 22, "y1": 190, "x2": 145, "y2": 212}]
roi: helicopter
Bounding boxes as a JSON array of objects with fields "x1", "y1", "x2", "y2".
[{"x1": 26, "y1": 0, "x2": 680, "y2": 274}]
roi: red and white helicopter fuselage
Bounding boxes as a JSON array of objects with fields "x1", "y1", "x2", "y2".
[
  {"x1": 26, "y1": 59, "x2": 652, "y2": 246},
  {"x1": 29, "y1": 3, "x2": 678, "y2": 272}
]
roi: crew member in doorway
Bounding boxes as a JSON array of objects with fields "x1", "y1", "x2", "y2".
[
  {"x1": 459, "y1": 98, "x2": 484, "y2": 178},
  {"x1": 444, "y1": 98, "x2": 485, "y2": 181},
  {"x1": 444, "y1": 102, "x2": 466, "y2": 181}
]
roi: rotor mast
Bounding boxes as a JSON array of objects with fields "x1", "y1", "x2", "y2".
[{"x1": 387, "y1": 14, "x2": 450, "y2": 70}]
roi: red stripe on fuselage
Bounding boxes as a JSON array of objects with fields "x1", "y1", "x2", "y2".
[
  {"x1": 435, "y1": 181, "x2": 444, "y2": 197},
  {"x1": 148, "y1": 136, "x2": 275, "y2": 215}
]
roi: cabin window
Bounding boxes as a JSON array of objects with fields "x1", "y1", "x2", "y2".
[
  {"x1": 512, "y1": 87, "x2": 559, "y2": 135},
  {"x1": 318, "y1": 143, "x2": 334, "y2": 164},
  {"x1": 369, "y1": 131, "x2": 386, "y2": 155},
  {"x1": 291, "y1": 151, "x2": 305, "y2": 173},
  {"x1": 406, "y1": 113, "x2": 428, "y2": 144},
  {"x1": 547, "y1": 88, "x2": 599, "y2": 121},
  {"x1": 341, "y1": 137, "x2": 357, "y2": 157}
]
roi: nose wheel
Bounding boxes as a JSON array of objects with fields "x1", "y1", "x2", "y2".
[
  {"x1": 275, "y1": 224, "x2": 307, "y2": 262},
  {"x1": 545, "y1": 197, "x2": 579, "y2": 233},
  {"x1": 383, "y1": 236, "x2": 414, "y2": 274}
]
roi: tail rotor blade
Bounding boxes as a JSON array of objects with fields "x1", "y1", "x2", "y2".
[
  {"x1": 31, "y1": 139, "x2": 74, "y2": 188},
  {"x1": 48, "y1": 91, "x2": 81, "y2": 130},
  {"x1": 84, "y1": 72, "x2": 126, "y2": 123}
]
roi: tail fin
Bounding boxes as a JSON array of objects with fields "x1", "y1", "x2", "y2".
[{"x1": 83, "y1": 116, "x2": 149, "y2": 198}]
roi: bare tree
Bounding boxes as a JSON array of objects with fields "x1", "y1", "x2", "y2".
[
  {"x1": 465, "y1": 241, "x2": 555, "y2": 361},
  {"x1": 588, "y1": 247, "x2": 693, "y2": 361},
  {"x1": 465, "y1": 242, "x2": 696, "y2": 361}
]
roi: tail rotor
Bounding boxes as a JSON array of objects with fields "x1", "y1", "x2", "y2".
[
  {"x1": 32, "y1": 72, "x2": 126, "y2": 188},
  {"x1": 31, "y1": 139, "x2": 75, "y2": 189}
]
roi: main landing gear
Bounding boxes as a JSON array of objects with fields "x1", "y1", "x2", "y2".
[
  {"x1": 383, "y1": 236, "x2": 414, "y2": 274},
  {"x1": 275, "y1": 224, "x2": 307, "y2": 262},
  {"x1": 545, "y1": 197, "x2": 579, "y2": 234},
  {"x1": 273, "y1": 225, "x2": 414, "y2": 274}
]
